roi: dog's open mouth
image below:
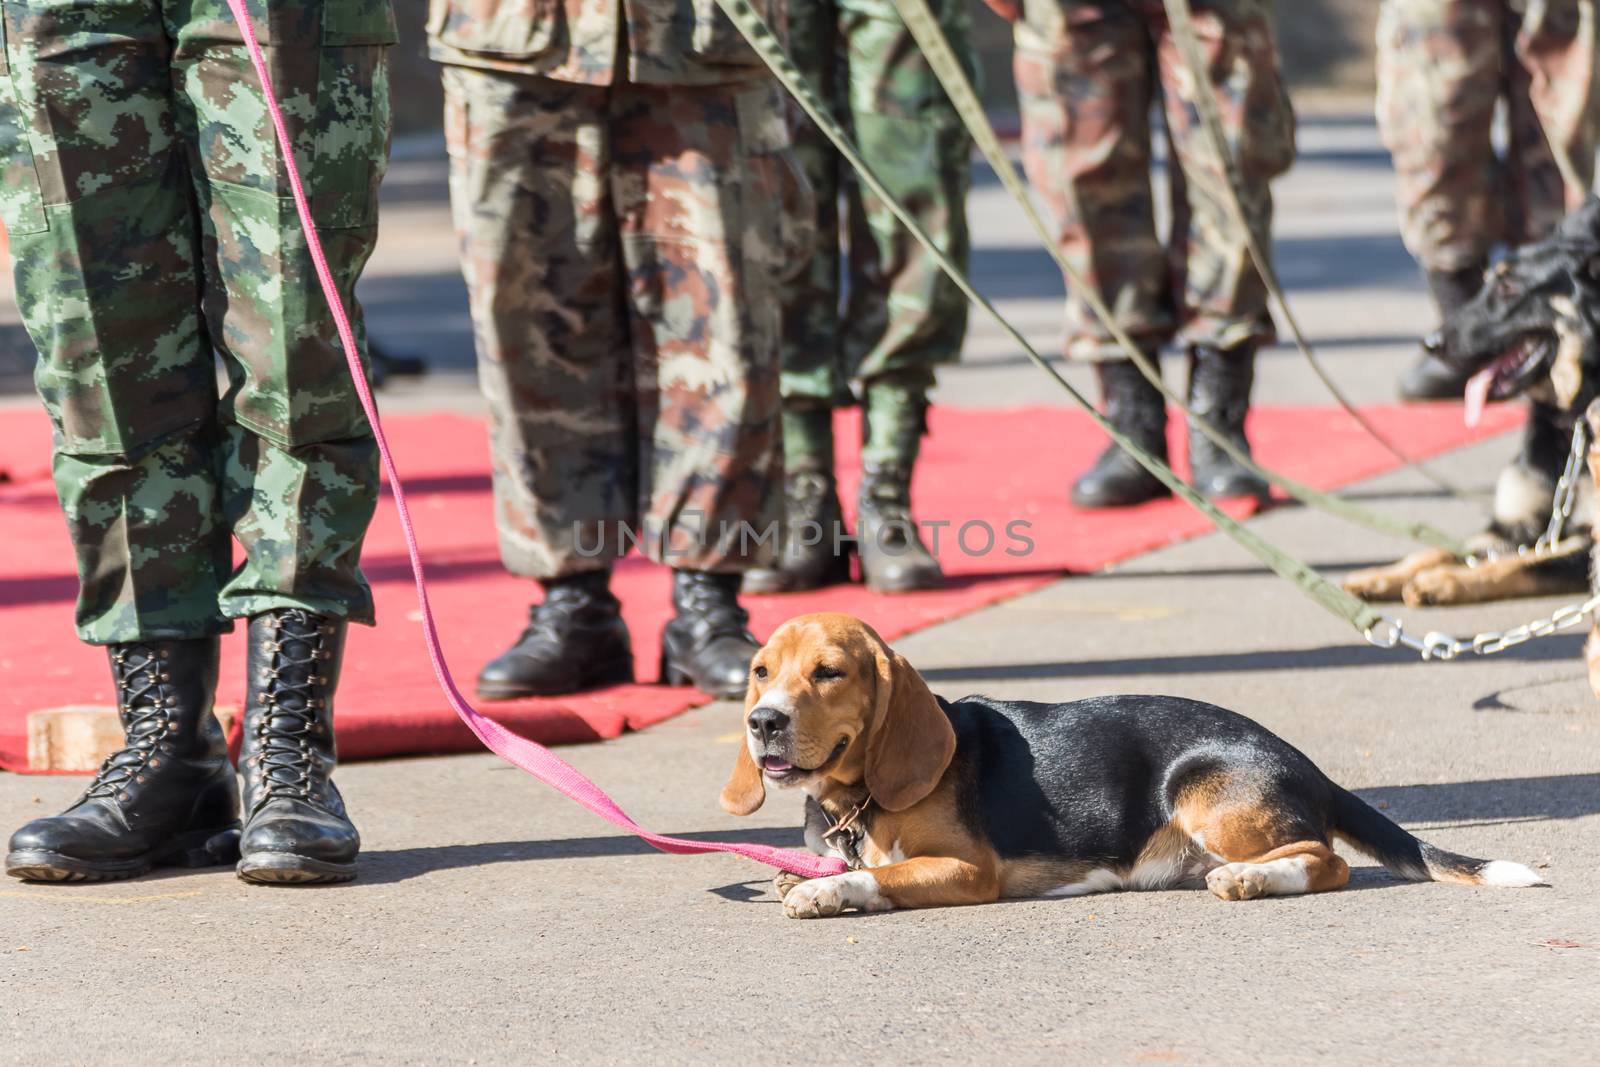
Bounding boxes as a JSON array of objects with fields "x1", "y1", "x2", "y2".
[
  {"x1": 1464, "y1": 333, "x2": 1555, "y2": 425},
  {"x1": 760, "y1": 737, "x2": 849, "y2": 784}
]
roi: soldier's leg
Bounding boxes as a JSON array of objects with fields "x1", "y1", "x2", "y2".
[
  {"x1": 1154, "y1": 0, "x2": 1293, "y2": 499},
  {"x1": 169, "y1": 2, "x2": 388, "y2": 628},
  {"x1": 441, "y1": 66, "x2": 637, "y2": 700},
  {"x1": 1376, "y1": 0, "x2": 1505, "y2": 400},
  {"x1": 2, "y1": 0, "x2": 229, "y2": 644},
  {"x1": 1014, "y1": 1, "x2": 1172, "y2": 509},
  {"x1": 748, "y1": 0, "x2": 850, "y2": 595},
  {"x1": 840, "y1": 0, "x2": 972, "y2": 390},
  {"x1": 613, "y1": 81, "x2": 796, "y2": 697},
  {"x1": 835, "y1": 0, "x2": 973, "y2": 591},
  {"x1": 780, "y1": 0, "x2": 848, "y2": 419},
  {"x1": 168, "y1": 0, "x2": 398, "y2": 884},
  {"x1": 1509, "y1": 0, "x2": 1600, "y2": 241},
  {"x1": 3, "y1": 0, "x2": 239, "y2": 883}
]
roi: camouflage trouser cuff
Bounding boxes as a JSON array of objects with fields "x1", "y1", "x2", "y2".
[
  {"x1": 76, "y1": 619, "x2": 237, "y2": 648},
  {"x1": 1065, "y1": 330, "x2": 1169, "y2": 363},
  {"x1": 778, "y1": 377, "x2": 857, "y2": 409},
  {"x1": 1179, "y1": 315, "x2": 1276, "y2": 357},
  {"x1": 863, "y1": 365, "x2": 938, "y2": 395},
  {"x1": 220, "y1": 593, "x2": 377, "y2": 629}
]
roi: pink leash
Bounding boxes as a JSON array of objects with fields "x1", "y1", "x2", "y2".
[{"x1": 223, "y1": 0, "x2": 846, "y2": 881}]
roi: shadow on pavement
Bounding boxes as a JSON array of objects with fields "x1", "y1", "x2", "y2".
[
  {"x1": 353, "y1": 773, "x2": 1598, "y2": 888},
  {"x1": 917, "y1": 637, "x2": 1585, "y2": 682},
  {"x1": 1356, "y1": 773, "x2": 1600, "y2": 827},
  {"x1": 357, "y1": 826, "x2": 810, "y2": 886}
]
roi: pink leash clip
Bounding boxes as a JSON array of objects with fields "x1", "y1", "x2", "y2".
[{"x1": 221, "y1": 0, "x2": 847, "y2": 881}]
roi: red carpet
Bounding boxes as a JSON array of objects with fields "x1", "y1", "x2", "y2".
[{"x1": 0, "y1": 401, "x2": 1522, "y2": 773}]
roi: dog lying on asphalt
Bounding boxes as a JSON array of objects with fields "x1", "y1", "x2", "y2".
[
  {"x1": 1344, "y1": 199, "x2": 1600, "y2": 608},
  {"x1": 721, "y1": 613, "x2": 1545, "y2": 918}
]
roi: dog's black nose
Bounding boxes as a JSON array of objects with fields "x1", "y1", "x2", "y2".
[
  {"x1": 1423, "y1": 329, "x2": 1446, "y2": 355},
  {"x1": 747, "y1": 706, "x2": 790, "y2": 746}
]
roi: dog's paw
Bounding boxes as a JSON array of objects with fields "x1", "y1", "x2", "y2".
[
  {"x1": 780, "y1": 872, "x2": 889, "y2": 918},
  {"x1": 783, "y1": 877, "x2": 848, "y2": 919},
  {"x1": 1206, "y1": 863, "x2": 1270, "y2": 902},
  {"x1": 1342, "y1": 567, "x2": 1407, "y2": 602},
  {"x1": 1402, "y1": 567, "x2": 1469, "y2": 607},
  {"x1": 773, "y1": 872, "x2": 805, "y2": 902}
]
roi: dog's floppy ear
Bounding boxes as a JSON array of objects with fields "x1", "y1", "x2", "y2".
[
  {"x1": 721, "y1": 741, "x2": 766, "y2": 815},
  {"x1": 865, "y1": 642, "x2": 956, "y2": 811}
]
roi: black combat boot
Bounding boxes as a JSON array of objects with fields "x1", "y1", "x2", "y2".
[
  {"x1": 1398, "y1": 265, "x2": 1485, "y2": 402},
  {"x1": 1071, "y1": 359, "x2": 1172, "y2": 509},
  {"x1": 6, "y1": 638, "x2": 240, "y2": 882},
  {"x1": 237, "y1": 609, "x2": 358, "y2": 885},
  {"x1": 660, "y1": 570, "x2": 761, "y2": 699},
  {"x1": 857, "y1": 464, "x2": 945, "y2": 592},
  {"x1": 743, "y1": 469, "x2": 852, "y2": 594},
  {"x1": 858, "y1": 377, "x2": 944, "y2": 592},
  {"x1": 745, "y1": 405, "x2": 852, "y2": 594},
  {"x1": 476, "y1": 571, "x2": 633, "y2": 698},
  {"x1": 1187, "y1": 343, "x2": 1271, "y2": 501}
]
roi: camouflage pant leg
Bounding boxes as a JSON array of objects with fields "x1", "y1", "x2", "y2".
[
  {"x1": 614, "y1": 81, "x2": 795, "y2": 571},
  {"x1": 778, "y1": 0, "x2": 851, "y2": 408},
  {"x1": 1016, "y1": 0, "x2": 1291, "y2": 360},
  {"x1": 174, "y1": 1, "x2": 391, "y2": 627},
  {"x1": 1, "y1": 0, "x2": 227, "y2": 643},
  {"x1": 837, "y1": 0, "x2": 972, "y2": 390},
  {"x1": 780, "y1": 0, "x2": 973, "y2": 402},
  {"x1": 1015, "y1": 2, "x2": 1170, "y2": 361},
  {"x1": 0, "y1": 0, "x2": 388, "y2": 643},
  {"x1": 1152, "y1": 0, "x2": 1293, "y2": 352},
  {"x1": 443, "y1": 67, "x2": 636, "y2": 580},
  {"x1": 1508, "y1": 0, "x2": 1599, "y2": 234},
  {"x1": 444, "y1": 68, "x2": 794, "y2": 576},
  {"x1": 1378, "y1": 0, "x2": 1600, "y2": 270}
]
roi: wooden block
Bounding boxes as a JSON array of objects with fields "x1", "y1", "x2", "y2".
[{"x1": 27, "y1": 704, "x2": 241, "y2": 772}]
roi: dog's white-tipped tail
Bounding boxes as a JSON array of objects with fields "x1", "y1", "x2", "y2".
[
  {"x1": 1478, "y1": 860, "x2": 1548, "y2": 888},
  {"x1": 1332, "y1": 788, "x2": 1549, "y2": 888}
]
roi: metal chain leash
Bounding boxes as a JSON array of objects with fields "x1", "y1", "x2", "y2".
[
  {"x1": 1365, "y1": 589, "x2": 1600, "y2": 660},
  {"x1": 1370, "y1": 421, "x2": 1599, "y2": 660},
  {"x1": 1465, "y1": 420, "x2": 1589, "y2": 567}
]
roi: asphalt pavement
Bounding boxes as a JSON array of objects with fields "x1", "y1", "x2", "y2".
[{"x1": 2, "y1": 112, "x2": 1597, "y2": 1065}]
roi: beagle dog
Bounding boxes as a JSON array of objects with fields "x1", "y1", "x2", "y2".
[{"x1": 722, "y1": 614, "x2": 1547, "y2": 918}]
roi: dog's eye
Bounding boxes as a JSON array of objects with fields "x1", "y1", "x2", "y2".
[
  {"x1": 812, "y1": 665, "x2": 844, "y2": 682},
  {"x1": 752, "y1": 665, "x2": 768, "y2": 680}
]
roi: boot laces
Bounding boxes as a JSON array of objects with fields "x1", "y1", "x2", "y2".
[
  {"x1": 255, "y1": 611, "x2": 333, "y2": 801},
  {"x1": 862, "y1": 471, "x2": 919, "y2": 549},
  {"x1": 85, "y1": 644, "x2": 174, "y2": 800}
]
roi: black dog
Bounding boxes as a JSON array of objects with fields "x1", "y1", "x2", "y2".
[{"x1": 1345, "y1": 198, "x2": 1600, "y2": 608}]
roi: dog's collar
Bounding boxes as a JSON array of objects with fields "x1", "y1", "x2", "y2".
[{"x1": 819, "y1": 795, "x2": 874, "y2": 871}]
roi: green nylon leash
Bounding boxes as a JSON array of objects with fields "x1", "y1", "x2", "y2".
[
  {"x1": 711, "y1": 0, "x2": 1384, "y2": 636},
  {"x1": 889, "y1": 0, "x2": 1468, "y2": 551}
]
